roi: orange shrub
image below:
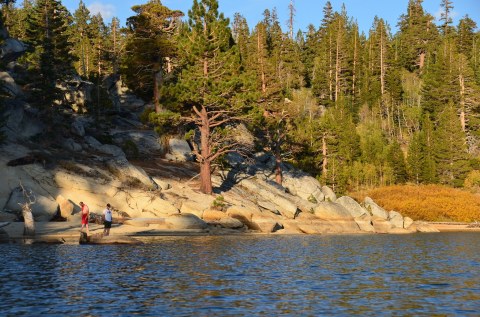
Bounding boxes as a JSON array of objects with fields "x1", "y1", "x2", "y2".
[{"x1": 349, "y1": 184, "x2": 480, "y2": 222}]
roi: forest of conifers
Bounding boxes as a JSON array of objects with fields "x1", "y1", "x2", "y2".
[{"x1": 1, "y1": 0, "x2": 480, "y2": 194}]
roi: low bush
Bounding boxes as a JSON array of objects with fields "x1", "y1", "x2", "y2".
[{"x1": 349, "y1": 184, "x2": 480, "y2": 222}]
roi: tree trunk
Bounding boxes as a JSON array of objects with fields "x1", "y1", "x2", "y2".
[
  {"x1": 22, "y1": 206, "x2": 35, "y2": 237},
  {"x1": 274, "y1": 149, "x2": 283, "y2": 185},
  {"x1": 419, "y1": 51, "x2": 425, "y2": 69},
  {"x1": 154, "y1": 71, "x2": 162, "y2": 113},
  {"x1": 199, "y1": 106, "x2": 213, "y2": 194},
  {"x1": 322, "y1": 134, "x2": 327, "y2": 176},
  {"x1": 459, "y1": 74, "x2": 466, "y2": 131},
  {"x1": 380, "y1": 26, "x2": 385, "y2": 96}
]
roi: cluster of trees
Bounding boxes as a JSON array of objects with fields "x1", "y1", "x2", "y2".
[{"x1": 1, "y1": 0, "x2": 479, "y2": 194}]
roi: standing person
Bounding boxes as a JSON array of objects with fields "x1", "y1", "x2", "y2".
[
  {"x1": 103, "y1": 203, "x2": 113, "y2": 236},
  {"x1": 80, "y1": 201, "x2": 90, "y2": 234}
]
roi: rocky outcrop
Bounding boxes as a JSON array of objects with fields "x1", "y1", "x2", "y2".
[
  {"x1": 165, "y1": 138, "x2": 193, "y2": 162},
  {"x1": 165, "y1": 213, "x2": 207, "y2": 230},
  {"x1": 364, "y1": 197, "x2": 389, "y2": 219},
  {"x1": 0, "y1": 38, "x2": 27, "y2": 63}
]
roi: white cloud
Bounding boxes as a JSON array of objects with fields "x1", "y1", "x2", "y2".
[{"x1": 88, "y1": 2, "x2": 116, "y2": 21}]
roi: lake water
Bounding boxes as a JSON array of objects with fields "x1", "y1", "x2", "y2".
[{"x1": 1, "y1": 233, "x2": 479, "y2": 316}]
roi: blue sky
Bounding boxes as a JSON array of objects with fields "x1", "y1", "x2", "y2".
[{"x1": 63, "y1": 0, "x2": 480, "y2": 34}]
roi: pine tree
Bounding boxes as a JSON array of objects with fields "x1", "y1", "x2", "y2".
[
  {"x1": 433, "y1": 102, "x2": 471, "y2": 186},
  {"x1": 387, "y1": 139, "x2": 408, "y2": 183},
  {"x1": 123, "y1": 0, "x2": 182, "y2": 113},
  {"x1": 439, "y1": 0, "x2": 454, "y2": 35},
  {"x1": 397, "y1": 0, "x2": 439, "y2": 72},
  {"x1": 159, "y1": 0, "x2": 258, "y2": 194},
  {"x1": 457, "y1": 16, "x2": 477, "y2": 61},
  {"x1": 421, "y1": 39, "x2": 458, "y2": 117},
  {"x1": 23, "y1": 0, "x2": 75, "y2": 111},
  {"x1": 71, "y1": 0, "x2": 91, "y2": 77},
  {"x1": 420, "y1": 114, "x2": 437, "y2": 183},
  {"x1": 407, "y1": 130, "x2": 424, "y2": 183}
]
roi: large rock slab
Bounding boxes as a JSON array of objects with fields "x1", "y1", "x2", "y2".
[
  {"x1": 414, "y1": 221, "x2": 440, "y2": 233},
  {"x1": 313, "y1": 202, "x2": 354, "y2": 220},
  {"x1": 364, "y1": 197, "x2": 388, "y2": 219},
  {"x1": 336, "y1": 196, "x2": 368, "y2": 218},
  {"x1": 240, "y1": 178, "x2": 298, "y2": 219},
  {"x1": 4, "y1": 187, "x2": 57, "y2": 221},
  {"x1": 404, "y1": 217, "x2": 414, "y2": 229},
  {"x1": 388, "y1": 210, "x2": 404, "y2": 229},
  {"x1": 371, "y1": 216, "x2": 393, "y2": 233},
  {"x1": 321, "y1": 186, "x2": 337, "y2": 202},
  {"x1": 354, "y1": 213, "x2": 375, "y2": 233},
  {"x1": 166, "y1": 138, "x2": 192, "y2": 162},
  {"x1": 112, "y1": 130, "x2": 164, "y2": 155},
  {"x1": 282, "y1": 171, "x2": 325, "y2": 203},
  {"x1": 106, "y1": 157, "x2": 157, "y2": 190},
  {"x1": 226, "y1": 205, "x2": 260, "y2": 230},
  {"x1": 165, "y1": 213, "x2": 207, "y2": 230},
  {"x1": 56, "y1": 195, "x2": 73, "y2": 219}
]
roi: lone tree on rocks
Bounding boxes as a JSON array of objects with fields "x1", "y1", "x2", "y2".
[{"x1": 155, "y1": 0, "x2": 258, "y2": 194}]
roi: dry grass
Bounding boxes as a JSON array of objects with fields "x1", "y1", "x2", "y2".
[{"x1": 349, "y1": 184, "x2": 480, "y2": 222}]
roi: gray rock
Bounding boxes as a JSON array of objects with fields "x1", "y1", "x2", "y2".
[
  {"x1": 99, "y1": 144, "x2": 125, "y2": 157},
  {"x1": 354, "y1": 213, "x2": 375, "y2": 232},
  {"x1": 62, "y1": 138, "x2": 82, "y2": 152},
  {"x1": 414, "y1": 221, "x2": 440, "y2": 233},
  {"x1": 371, "y1": 217, "x2": 393, "y2": 233},
  {"x1": 0, "y1": 211, "x2": 17, "y2": 222},
  {"x1": 0, "y1": 38, "x2": 27, "y2": 63},
  {"x1": 4, "y1": 187, "x2": 58, "y2": 221},
  {"x1": 112, "y1": 130, "x2": 164, "y2": 155},
  {"x1": 106, "y1": 157, "x2": 158, "y2": 190},
  {"x1": 404, "y1": 217, "x2": 414, "y2": 229},
  {"x1": 336, "y1": 196, "x2": 368, "y2": 217},
  {"x1": 71, "y1": 119, "x2": 85, "y2": 137},
  {"x1": 165, "y1": 213, "x2": 207, "y2": 230},
  {"x1": 85, "y1": 136, "x2": 102, "y2": 148},
  {"x1": 167, "y1": 138, "x2": 192, "y2": 162},
  {"x1": 3, "y1": 101, "x2": 45, "y2": 141},
  {"x1": 282, "y1": 170, "x2": 325, "y2": 202},
  {"x1": 364, "y1": 197, "x2": 388, "y2": 219},
  {"x1": 388, "y1": 210, "x2": 404, "y2": 229},
  {"x1": 0, "y1": 71, "x2": 22, "y2": 97},
  {"x1": 56, "y1": 195, "x2": 73, "y2": 219},
  {"x1": 313, "y1": 202, "x2": 354, "y2": 220},
  {"x1": 56, "y1": 77, "x2": 94, "y2": 111},
  {"x1": 321, "y1": 185, "x2": 337, "y2": 202}
]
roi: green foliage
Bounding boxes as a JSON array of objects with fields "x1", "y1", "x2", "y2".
[
  {"x1": 433, "y1": 102, "x2": 471, "y2": 187},
  {"x1": 464, "y1": 170, "x2": 480, "y2": 190},
  {"x1": 6, "y1": 0, "x2": 480, "y2": 193},
  {"x1": 23, "y1": 0, "x2": 76, "y2": 110},
  {"x1": 211, "y1": 195, "x2": 226, "y2": 210},
  {"x1": 387, "y1": 140, "x2": 408, "y2": 183},
  {"x1": 149, "y1": 110, "x2": 181, "y2": 135}
]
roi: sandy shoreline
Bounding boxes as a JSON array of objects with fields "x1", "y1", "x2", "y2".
[
  {"x1": 1, "y1": 221, "x2": 479, "y2": 244},
  {"x1": 429, "y1": 222, "x2": 480, "y2": 232}
]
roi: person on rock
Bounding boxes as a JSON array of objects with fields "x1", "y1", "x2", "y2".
[
  {"x1": 79, "y1": 201, "x2": 90, "y2": 234},
  {"x1": 103, "y1": 203, "x2": 113, "y2": 236}
]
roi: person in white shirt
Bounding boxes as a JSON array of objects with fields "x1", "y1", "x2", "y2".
[{"x1": 103, "y1": 203, "x2": 113, "y2": 236}]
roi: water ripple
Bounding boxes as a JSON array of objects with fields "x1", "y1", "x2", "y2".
[{"x1": 1, "y1": 233, "x2": 479, "y2": 316}]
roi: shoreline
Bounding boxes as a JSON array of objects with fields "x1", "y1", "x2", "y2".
[
  {"x1": 429, "y1": 222, "x2": 480, "y2": 232},
  {"x1": 1, "y1": 221, "x2": 480, "y2": 245}
]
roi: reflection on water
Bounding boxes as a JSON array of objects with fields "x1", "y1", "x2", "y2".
[{"x1": 1, "y1": 233, "x2": 480, "y2": 316}]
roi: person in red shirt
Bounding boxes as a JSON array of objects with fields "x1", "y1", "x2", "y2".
[{"x1": 79, "y1": 201, "x2": 90, "y2": 234}]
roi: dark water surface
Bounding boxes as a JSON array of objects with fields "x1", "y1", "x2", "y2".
[{"x1": 1, "y1": 233, "x2": 480, "y2": 316}]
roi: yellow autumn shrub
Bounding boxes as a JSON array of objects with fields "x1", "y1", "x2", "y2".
[{"x1": 349, "y1": 184, "x2": 480, "y2": 222}]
